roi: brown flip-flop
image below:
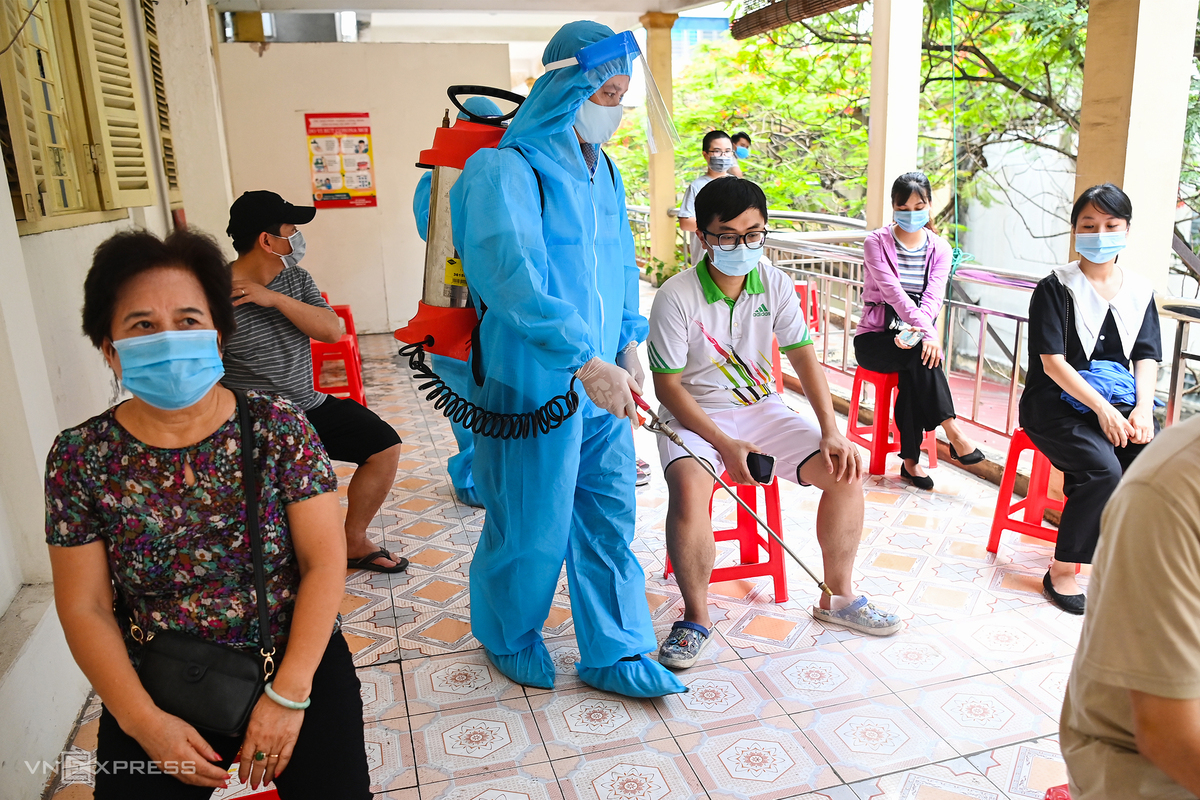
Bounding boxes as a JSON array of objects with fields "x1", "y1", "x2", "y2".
[{"x1": 347, "y1": 547, "x2": 409, "y2": 574}]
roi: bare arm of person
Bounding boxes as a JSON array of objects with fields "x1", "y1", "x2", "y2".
[
  {"x1": 231, "y1": 279, "x2": 341, "y2": 343},
  {"x1": 238, "y1": 491, "x2": 345, "y2": 789},
  {"x1": 1131, "y1": 690, "x2": 1200, "y2": 796},
  {"x1": 1041, "y1": 353, "x2": 1134, "y2": 448},
  {"x1": 1128, "y1": 358, "x2": 1158, "y2": 444},
  {"x1": 678, "y1": 217, "x2": 697, "y2": 233},
  {"x1": 49, "y1": 542, "x2": 231, "y2": 788},
  {"x1": 786, "y1": 345, "x2": 861, "y2": 483},
  {"x1": 653, "y1": 370, "x2": 759, "y2": 486}
]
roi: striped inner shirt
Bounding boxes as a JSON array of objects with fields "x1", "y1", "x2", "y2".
[
  {"x1": 893, "y1": 229, "x2": 928, "y2": 293},
  {"x1": 222, "y1": 265, "x2": 333, "y2": 411}
]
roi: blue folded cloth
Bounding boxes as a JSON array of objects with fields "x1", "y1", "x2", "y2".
[{"x1": 1061, "y1": 360, "x2": 1163, "y2": 413}]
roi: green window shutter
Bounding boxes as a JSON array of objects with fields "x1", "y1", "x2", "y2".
[{"x1": 70, "y1": 0, "x2": 155, "y2": 209}]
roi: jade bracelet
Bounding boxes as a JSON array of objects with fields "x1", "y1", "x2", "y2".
[{"x1": 264, "y1": 681, "x2": 312, "y2": 710}]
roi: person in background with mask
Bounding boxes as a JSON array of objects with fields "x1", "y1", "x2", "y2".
[
  {"x1": 854, "y1": 171, "x2": 982, "y2": 492},
  {"x1": 1019, "y1": 183, "x2": 1161, "y2": 615},
  {"x1": 728, "y1": 131, "x2": 752, "y2": 178},
  {"x1": 225, "y1": 191, "x2": 407, "y2": 575},
  {"x1": 647, "y1": 177, "x2": 899, "y2": 670},
  {"x1": 677, "y1": 130, "x2": 736, "y2": 265},
  {"x1": 448, "y1": 20, "x2": 685, "y2": 698}
]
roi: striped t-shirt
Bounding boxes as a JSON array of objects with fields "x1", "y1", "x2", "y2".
[
  {"x1": 892, "y1": 228, "x2": 928, "y2": 293},
  {"x1": 222, "y1": 265, "x2": 333, "y2": 411}
]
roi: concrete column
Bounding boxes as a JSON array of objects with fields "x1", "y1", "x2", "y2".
[
  {"x1": 0, "y1": 188, "x2": 60, "y2": 589},
  {"x1": 864, "y1": 0, "x2": 922, "y2": 230},
  {"x1": 1074, "y1": 0, "x2": 1199, "y2": 291},
  {"x1": 158, "y1": 0, "x2": 235, "y2": 253},
  {"x1": 639, "y1": 12, "x2": 677, "y2": 269}
]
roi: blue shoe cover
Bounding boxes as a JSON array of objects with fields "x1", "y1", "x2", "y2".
[
  {"x1": 485, "y1": 642, "x2": 555, "y2": 689},
  {"x1": 454, "y1": 485, "x2": 484, "y2": 508},
  {"x1": 576, "y1": 655, "x2": 686, "y2": 698}
]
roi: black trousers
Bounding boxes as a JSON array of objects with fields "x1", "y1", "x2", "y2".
[
  {"x1": 1023, "y1": 404, "x2": 1150, "y2": 564},
  {"x1": 854, "y1": 331, "x2": 957, "y2": 461},
  {"x1": 94, "y1": 632, "x2": 370, "y2": 800}
]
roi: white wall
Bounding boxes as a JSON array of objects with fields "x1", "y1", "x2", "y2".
[
  {"x1": 0, "y1": 202, "x2": 66, "y2": 587},
  {"x1": 0, "y1": 1, "x2": 230, "y2": 795},
  {"x1": 0, "y1": 592, "x2": 90, "y2": 800},
  {"x1": 21, "y1": 220, "x2": 145, "y2": 431},
  {"x1": 217, "y1": 41, "x2": 510, "y2": 333},
  {"x1": 157, "y1": 1, "x2": 236, "y2": 255}
]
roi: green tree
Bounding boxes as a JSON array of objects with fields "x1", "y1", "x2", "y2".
[{"x1": 611, "y1": 0, "x2": 1091, "y2": 246}]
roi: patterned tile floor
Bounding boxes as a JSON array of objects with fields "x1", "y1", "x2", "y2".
[{"x1": 46, "y1": 285, "x2": 1080, "y2": 800}]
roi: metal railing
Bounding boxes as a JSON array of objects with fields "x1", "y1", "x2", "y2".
[
  {"x1": 628, "y1": 205, "x2": 1038, "y2": 437},
  {"x1": 626, "y1": 205, "x2": 869, "y2": 273},
  {"x1": 763, "y1": 235, "x2": 1035, "y2": 438},
  {"x1": 631, "y1": 205, "x2": 1200, "y2": 436}
]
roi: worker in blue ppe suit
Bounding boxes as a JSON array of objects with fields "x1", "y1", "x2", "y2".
[
  {"x1": 449, "y1": 21, "x2": 684, "y2": 698},
  {"x1": 413, "y1": 95, "x2": 504, "y2": 509}
]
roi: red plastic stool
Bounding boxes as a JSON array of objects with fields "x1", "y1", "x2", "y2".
[
  {"x1": 795, "y1": 281, "x2": 820, "y2": 333},
  {"x1": 664, "y1": 472, "x2": 788, "y2": 603},
  {"x1": 331, "y1": 304, "x2": 362, "y2": 370},
  {"x1": 311, "y1": 335, "x2": 366, "y2": 406},
  {"x1": 771, "y1": 340, "x2": 784, "y2": 393},
  {"x1": 988, "y1": 427, "x2": 1064, "y2": 553},
  {"x1": 847, "y1": 367, "x2": 938, "y2": 475}
]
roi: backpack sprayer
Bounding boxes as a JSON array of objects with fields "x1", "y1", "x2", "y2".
[
  {"x1": 632, "y1": 393, "x2": 832, "y2": 596},
  {"x1": 394, "y1": 86, "x2": 581, "y2": 440}
]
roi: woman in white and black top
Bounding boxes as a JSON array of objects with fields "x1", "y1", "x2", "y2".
[{"x1": 1020, "y1": 183, "x2": 1161, "y2": 615}]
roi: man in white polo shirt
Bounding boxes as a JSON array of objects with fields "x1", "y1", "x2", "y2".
[{"x1": 648, "y1": 177, "x2": 901, "y2": 669}]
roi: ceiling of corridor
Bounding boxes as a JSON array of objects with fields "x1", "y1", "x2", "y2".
[{"x1": 211, "y1": 0, "x2": 716, "y2": 16}]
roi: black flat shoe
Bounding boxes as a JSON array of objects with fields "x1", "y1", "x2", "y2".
[
  {"x1": 1043, "y1": 571, "x2": 1085, "y2": 615},
  {"x1": 949, "y1": 443, "x2": 986, "y2": 465},
  {"x1": 900, "y1": 464, "x2": 935, "y2": 490}
]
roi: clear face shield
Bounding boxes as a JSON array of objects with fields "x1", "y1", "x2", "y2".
[{"x1": 543, "y1": 30, "x2": 680, "y2": 154}]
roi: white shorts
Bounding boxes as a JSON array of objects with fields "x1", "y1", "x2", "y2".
[{"x1": 658, "y1": 394, "x2": 824, "y2": 486}]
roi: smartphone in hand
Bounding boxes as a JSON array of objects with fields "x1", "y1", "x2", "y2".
[
  {"x1": 896, "y1": 328, "x2": 923, "y2": 348},
  {"x1": 746, "y1": 452, "x2": 776, "y2": 484}
]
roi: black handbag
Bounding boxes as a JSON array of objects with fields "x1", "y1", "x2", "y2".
[
  {"x1": 127, "y1": 389, "x2": 278, "y2": 738},
  {"x1": 869, "y1": 239, "x2": 931, "y2": 332}
]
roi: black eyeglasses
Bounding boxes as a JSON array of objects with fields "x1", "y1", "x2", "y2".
[{"x1": 700, "y1": 230, "x2": 767, "y2": 251}]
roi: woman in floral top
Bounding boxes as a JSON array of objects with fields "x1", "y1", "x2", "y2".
[{"x1": 45, "y1": 230, "x2": 369, "y2": 799}]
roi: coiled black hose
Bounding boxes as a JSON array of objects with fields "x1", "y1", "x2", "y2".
[{"x1": 397, "y1": 338, "x2": 580, "y2": 440}]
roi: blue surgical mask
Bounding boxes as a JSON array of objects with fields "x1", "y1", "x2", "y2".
[
  {"x1": 270, "y1": 230, "x2": 306, "y2": 268},
  {"x1": 735, "y1": 146, "x2": 750, "y2": 160},
  {"x1": 112, "y1": 330, "x2": 225, "y2": 411},
  {"x1": 893, "y1": 209, "x2": 929, "y2": 233},
  {"x1": 1075, "y1": 231, "x2": 1127, "y2": 264},
  {"x1": 708, "y1": 245, "x2": 761, "y2": 277},
  {"x1": 708, "y1": 154, "x2": 735, "y2": 173},
  {"x1": 574, "y1": 100, "x2": 624, "y2": 145}
]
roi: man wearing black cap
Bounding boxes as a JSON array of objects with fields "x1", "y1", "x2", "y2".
[{"x1": 225, "y1": 190, "x2": 407, "y2": 573}]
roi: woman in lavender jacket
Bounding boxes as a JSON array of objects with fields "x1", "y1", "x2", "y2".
[{"x1": 853, "y1": 172, "x2": 983, "y2": 490}]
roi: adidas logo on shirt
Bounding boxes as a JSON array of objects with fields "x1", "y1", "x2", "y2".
[{"x1": 753, "y1": 303, "x2": 771, "y2": 318}]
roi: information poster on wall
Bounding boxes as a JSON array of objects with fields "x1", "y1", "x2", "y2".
[{"x1": 305, "y1": 113, "x2": 377, "y2": 208}]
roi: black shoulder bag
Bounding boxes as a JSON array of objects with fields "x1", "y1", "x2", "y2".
[
  {"x1": 867, "y1": 240, "x2": 930, "y2": 332},
  {"x1": 129, "y1": 389, "x2": 277, "y2": 737}
]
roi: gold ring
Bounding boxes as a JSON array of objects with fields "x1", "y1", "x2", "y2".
[{"x1": 269, "y1": 754, "x2": 280, "y2": 759}]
